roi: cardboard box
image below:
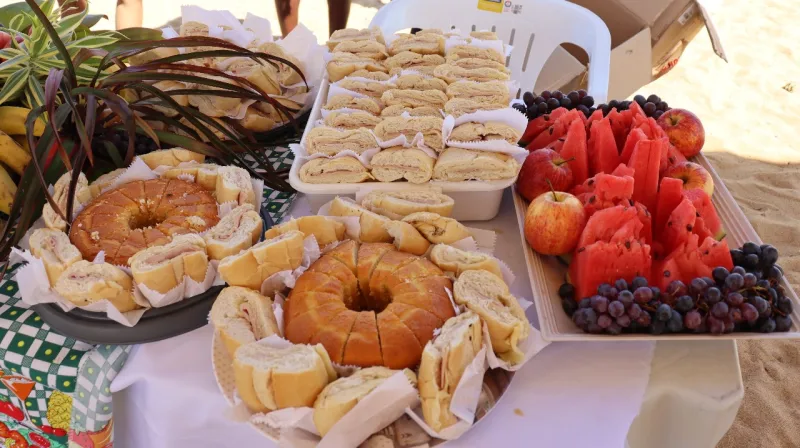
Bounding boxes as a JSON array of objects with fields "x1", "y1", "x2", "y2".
[{"x1": 532, "y1": 0, "x2": 725, "y2": 101}]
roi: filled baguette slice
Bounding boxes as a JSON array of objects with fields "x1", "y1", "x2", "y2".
[
  {"x1": 360, "y1": 190, "x2": 454, "y2": 219},
  {"x1": 210, "y1": 286, "x2": 279, "y2": 355},
  {"x1": 448, "y1": 122, "x2": 521, "y2": 145},
  {"x1": 370, "y1": 147, "x2": 435, "y2": 184},
  {"x1": 163, "y1": 163, "x2": 220, "y2": 191},
  {"x1": 313, "y1": 367, "x2": 417, "y2": 436},
  {"x1": 216, "y1": 166, "x2": 256, "y2": 207},
  {"x1": 204, "y1": 204, "x2": 263, "y2": 260},
  {"x1": 43, "y1": 172, "x2": 91, "y2": 232},
  {"x1": 299, "y1": 157, "x2": 373, "y2": 184},
  {"x1": 384, "y1": 220, "x2": 430, "y2": 256},
  {"x1": 54, "y1": 260, "x2": 139, "y2": 312},
  {"x1": 323, "y1": 111, "x2": 382, "y2": 130},
  {"x1": 432, "y1": 147, "x2": 521, "y2": 181},
  {"x1": 305, "y1": 127, "x2": 379, "y2": 157},
  {"x1": 233, "y1": 341, "x2": 336, "y2": 412},
  {"x1": 373, "y1": 116, "x2": 445, "y2": 151},
  {"x1": 264, "y1": 215, "x2": 345, "y2": 248},
  {"x1": 129, "y1": 234, "x2": 209, "y2": 293},
  {"x1": 419, "y1": 310, "x2": 482, "y2": 432},
  {"x1": 328, "y1": 196, "x2": 392, "y2": 243},
  {"x1": 218, "y1": 230, "x2": 305, "y2": 290},
  {"x1": 29, "y1": 228, "x2": 83, "y2": 287},
  {"x1": 430, "y1": 244, "x2": 503, "y2": 279},
  {"x1": 331, "y1": 40, "x2": 388, "y2": 60},
  {"x1": 139, "y1": 148, "x2": 205, "y2": 169},
  {"x1": 453, "y1": 270, "x2": 529, "y2": 364},
  {"x1": 327, "y1": 27, "x2": 385, "y2": 51},
  {"x1": 401, "y1": 212, "x2": 471, "y2": 244}
]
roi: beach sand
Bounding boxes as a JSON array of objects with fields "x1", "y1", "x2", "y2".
[{"x1": 87, "y1": 0, "x2": 799, "y2": 445}]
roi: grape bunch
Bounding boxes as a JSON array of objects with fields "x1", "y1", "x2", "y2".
[
  {"x1": 513, "y1": 89, "x2": 596, "y2": 120},
  {"x1": 594, "y1": 94, "x2": 671, "y2": 119},
  {"x1": 559, "y1": 242, "x2": 792, "y2": 335}
]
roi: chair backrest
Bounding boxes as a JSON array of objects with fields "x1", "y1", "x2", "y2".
[{"x1": 370, "y1": 0, "x2": 611, "y2": 103}]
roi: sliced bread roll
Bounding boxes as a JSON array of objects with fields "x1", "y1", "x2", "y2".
[
  {"x1": 433, "y1": 64, "x2": 510, "y2": 84},
  {"x1": 331, "y1": 40, "x2": 388, "y2": 60},
  {"x1": 210, "y1": 286, "x2": 279, "y2": 355},
  {"x1": 384, "y1": 220, "x2": 430, "y2": 256},
  {"x1": 54, "y1": 260, "x2": 139, "y2": 312},
  {"x1": 444, "y1": 98, "x2": 506, "y2": 118},
  {"x1": 163, "y1": 163, "x2": 220, "y2": 191},
  {"x1": 432, "y1": 147, "x2": 521, "y2": 181},
  {"x1": 234, "y1": 341, "x2": 336, "y2": 412},
  {"x1": 328, "y1": 196, "x2": 392, "y2": 243},
  {"x1": 419, "y1": 311, "x2": 482, "y2": 432},
  {"x1": 128, "y1": 234, "x2": 209, "y2": 293},
  {"x1": 336, "y1": 79, "x2": 394, "y2": 99},
  {"x1": 88, "y1": 168, "x2": 125, "y2": 198},
  {"x1": 370, "y1": 147, "x2": 435, "y2": 184},
  {"x1": 323, "y1": 111, "x2": 382, "y2": 130},
  {"x1": 264, "y1": 215, "x2": 345, "y2": 248},
  {"x1": 327, "y1": 53, "x2": 387, "y2": 82},
  {"x1": 380, "y1": 105, "x2": 442, "y2": 118},
  {"x1": 373, "y1": 116, "x2": 444, "y2": 152},
  {"x1": 401, "y1": 212, "x2": 470, "y2": 244},
  {"x1": 394, "y1": 74, "x2": 448, "y2": 92},
  {"x1": 305, "y1": 127, "x2": 379, "y2": 156},
  {"x1": 216, "y1": 166, "x2": 256, "y2": 207},
  {"x1": 139, "y1": 148, "x2": 205, "y2": 169},
  {"x1": 445, "y1": 80, "x2": 510, "y2": 106},
  {"x1": 445, "y1": 45, "x2": 505, "y2": 64},
  {"x1": 388, "y1": 33, "x2": 444, "y2": 56},
  {"x1": 29, "y1": 228, "x2": 83, "y2": 287},
  {"x1": 384, "y1": 51, "x2": 445, "y2": 73},
  {"x1": 313, "y1": 367, "x2": 417, "y2": 436},
  {"x1": 218, "y1": 230, "x2": 305, "y2": 290},
  {"x1": 299, "y1": 158, "x2": 373, "y2": 184},
  {"x1": 348, "y1": 69, "x2": 392, "y2": 81},
  {"x1": 43, "y1": 172, "x2": 91, "y2": 232},
  {"x1": 323, "y1": 94, "x2": 383, "y2": 115},
  {"x1": 453, "y1": 270, "x2": 529, "y2": 364},
  {"x1": 360, "y1": 190, "x2": 454, "y2": 219},
  {"x1": 430, "y1": 244, "x2": 503, "y2": 279},
  {"x1": 327, "y1": 27, "x2": 385, "y2": 51},
  {"x1": 448, "y1": 122, "x2": 521, "y2": 145},
  {"x1": 204, "y1": 204, "x2": 263, "y2": 260},
  {"x1": 380, "y1": 89, "x2": 448, "y2": 111}
]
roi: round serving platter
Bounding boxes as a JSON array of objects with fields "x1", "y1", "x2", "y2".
[{"x1": 33, "y1": 203, "x2": 274, "y2": 345}]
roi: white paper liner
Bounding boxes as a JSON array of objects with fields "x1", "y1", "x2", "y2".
[
  {"x1": 272, "y1": 292, "x2": 286, "y2": 336},
  {"x1": 259, "y1": 235, "x2": 322, "y2": 298},
  {"x1": 447, "y1": 226, "x2": 496, "y2": 254},
  {"x1": 133, "y1": 259, "x2": 218, "y2": 308},
  {"x1": 326, "y1": 83, "x2": 371, "y2": 102},
  {"x1": 352, "y1": 183, "x2": 446, "y2": 205},
  {"x1": 317, "y1": 199, "x2": 361, "y2": 240},
  {"x1": 290, "y1": 143, "x2": 379, "y2": 168},
  {"x1": 161, "y1": 27, "x2": 179, "y2": 40},
  {"x1": 242, "y1": 13, "x2": 273, "y2": 44},
  {"x1": 370, "y1": 128, "x2": 442, "y2": 157},
  {"x1": 319, "y1": 107, "x2": 372, "y2": 120}
]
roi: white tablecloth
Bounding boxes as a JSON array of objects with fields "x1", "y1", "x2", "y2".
[{"x1": 111, "y1": 191, "x2": 743, "y2": 447}]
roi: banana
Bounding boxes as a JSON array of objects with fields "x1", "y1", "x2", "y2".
[
  {"x1": 12, "y1": 135, "x2": 29, "y2": 153},
  {"x1": 0, "y1": 163, "x2": 17, "y2": 215},
  {"x1": 0, "y1": 131, "x2": 31, "y2": 175},
  {"x1": 0, "y1": 106, "x2": 45, "y2": 136}
]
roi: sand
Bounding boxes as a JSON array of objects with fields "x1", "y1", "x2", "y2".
[{"x1": 86, "y1": 0, "x2": 800, "y2": 445}]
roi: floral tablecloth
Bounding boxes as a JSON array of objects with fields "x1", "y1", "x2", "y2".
[{"x1": 0, "y1": 148, "x2": 296, "y2": 448}]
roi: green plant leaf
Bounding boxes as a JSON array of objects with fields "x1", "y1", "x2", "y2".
[
  {"x1": 0, "y1": 1, "x2": 38, "y2": 31},
  {"x1": 0, "y1": 26, "x2": 32, "y2": 51},
  {"x1": 25, "y1": 0, "x2": 76, "y2": 87},
  {"x1": 26, "y1": 73, "x2": 45, "y2": 116},
  {"x1": 54, "y1": 5, "x2": 87, "y2": 41},
  {"x1": 7, "y1": 13, "x2": 28, "y2": 32},
  {"x1": 66, "y1": 34, "x2": 119, "y2": 49},
  {"x1": 116, "y1": 27, "x2": 164, "y2": 41},
  {"x1": 0, "y1": 66, "x2": 29, "y2": 105},
  {"x1": 0, "y1": 53, "x2": 29, "y2": 76},
  {"x1": 25, "y1": 105, "x2": 64, "y2": 221}
]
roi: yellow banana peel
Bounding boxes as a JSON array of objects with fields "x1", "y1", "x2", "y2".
[
  {"x1": 0, "y1": 106, "x2": 45, "y2": 136},
  {"x1": 0, "y1": 131, "x2": 32, "y2": 175},
  {"x1": 0, "y1": 163, "x2": 17, "y2": 215},
  {"x1": 12, "y1": 135, "x2": 30, "y2": 153}
]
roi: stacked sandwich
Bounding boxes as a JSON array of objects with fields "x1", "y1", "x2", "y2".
[
  {"x1": 210, "y1": 190, "x2": 532, "y2": 442},
  {"x1": 298, "y1": 27, "x2": 524, "y2": 185}
]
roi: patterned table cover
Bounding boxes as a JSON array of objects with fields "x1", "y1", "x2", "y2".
[{"x1": 0, "y1": 148, "x2": 296, "y2": 448}]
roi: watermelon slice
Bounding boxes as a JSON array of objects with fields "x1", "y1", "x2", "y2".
[
  {"x1": 620, "y1": 128, "x2": 647, "y2": 164},
  {"x1": 659, "y1": 197, "x2": 696, "y2": 254},
  {"x1": 587, "y1": 118, "x2": 621, "y2": 175},
  {"x1": 579, "y1": 205, "x2": 643, "y2": 248},
  {"x1": 571, "y1": 240, "x2": 652, "y2": 300},
  {"x1": 520, "y1": 108, "x2": 568, "y2": 145},
  {"x1": 560, "y1": 118, "x2": 589, "y2": 184},
  {"x1": 545, "y1": 137, "x2": 565, "y2": 153},
  {"x1": 693, "y1": 217, "x2": 715, "y2": 241},
  {"x1": 582, "y1": 174, "x2": 635, "y2": 217},
  {"x1": 665, "y1": 144, "x2": 688, "y2": 170},
  {"x1": 683, "y1": 188, "x2": 723, "y2": 238},
  {"x1": 627, "y1": 139, "x2": 661, "y2": 212},
  {"x1": 527, "y1": 109, "x2": 584, "y2": 150},
  {"x1": 654, "y1": 177, "x2": 684, "y2": 237},
  {"x1": 652, "y1": 235, "x2": 733, "y2": 290},
  {"x1": 629, "y1": 100, "x2": 647, "y2": 118},
  {"x1": 605, "y1": 108, "x2": 629, "y2": 152},
  {"x1": 634, "y1": 202, "x2": 653, "y2": 245},
  {"x1": 611, "y1": 163, "x2": 635, "y2": 177},
  {"x1": 617, "y1": 109, "x2": 635, "y2": 131},
  {"x1": 585, "y1": 109, "x2": 604, "y2": 131}
]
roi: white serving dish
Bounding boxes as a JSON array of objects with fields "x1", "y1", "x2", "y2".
[
  {"x1": 288, "y1": 78, "x2": 517, "y2": 221},
  {"x1": 513, "y1": 153, "x2": 800, "y2": 341}
]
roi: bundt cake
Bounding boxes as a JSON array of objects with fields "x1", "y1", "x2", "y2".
[{"x1": 283, "y1": 240, "x2": 456, "y2": 369}]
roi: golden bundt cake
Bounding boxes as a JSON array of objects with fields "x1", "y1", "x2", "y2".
[{"x1": 283, "y1": 242, "x2": 455, "y2": 369}]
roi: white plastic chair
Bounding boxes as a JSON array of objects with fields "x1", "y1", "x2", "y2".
[{"x1": 370, "y1": 0, "x2": 611, "y2": 103}]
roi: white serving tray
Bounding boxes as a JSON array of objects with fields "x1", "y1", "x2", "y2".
[
  {"x1": 288, "y1": 77, "x2": 516, "y2": 221},
  {"x1": 513, "y1": 153, "x2": 800, "y2": 341}
]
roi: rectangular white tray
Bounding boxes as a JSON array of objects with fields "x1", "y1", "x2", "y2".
[
  {"x1": 513, "y1": 153, "x2": 800, "y2": 341},
  {"x1": 288, "y1": 77, "x2": 516, "y2": 221}
]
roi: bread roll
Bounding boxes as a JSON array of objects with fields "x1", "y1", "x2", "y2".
[
  {"x1": 163, "y1": 163, "x2": 220, "y2": 191},
  {"x1": 54, "y1": 260, "x2": 139, "y2": 312},
  {"x1": 313, "y1": 367, "x2": 416, "y2": 436},
  {"x1": 216, "y1": 166, "x2": 256, "y2": 207},
  {"x1": 327, "y1": 53, "x2": 387, "y2": 82},
  {"x1": 305, "y1": 127, "x2": 378, "y2": 156},
  {"x1": 356, "y1": 242, "x2": 395, "y2": 298},
  {"x1": 327, "y1": 239, "x2": 359, "y2": 274},
  {"x1": 299, "y1": 157, "x2": 373, "y2": 184},
  {"x1": 233, "y1": 341, "x2": 336, "y2": 412},
  {"x1": 433, "y1": 147, "x2": 521, "y2": 181},
  {"x1": 203, "y1": 204, "x2": 262, "y2": 260},
  {"x1": 380, "y1": 89, "x2": 448, "y2": 111},
  {"x1": 323, "y1": 94, "x2": 383, "y2": 115},
  {"x1": 444, "y1": 98, "x2": 506, "y2": 118},
  {"x1": 445, "y1": 80, "x2": 510, "y2": 106},
  {"x1": 453, "y1": 270, "x2": 529, "y2": 364},
  {"x1": 210, "y1": 286, "x2": 279, "y2": 355},
  {"x1": 394, "y1": 74, "x2": 448, "y2": 92},
  {"x1": 139, "y1": 148, "x2": 205, "y2": 170},
  {"x1": 348, "y1": 69, "x2": 392, "y2": 81},
  {"x1": 388, "y1": 33, "x2": 444, "y2": 56},
  {"x1": 324, "y1": 111, "x2": 382, "y2": 130},
  {"x1": 238, "y1": 107, "x2": 276, "y2": 132},
  {"x1": 265, "y1": 215, "x2": 345, "y2": 248},
  {"x1": 331, "y1": 40, "x2": 388, "y2": 60},
  {"x1": 360, "y1": 190, "x2": 454, "y2": 219},
  {"x1": 328, "y1": 197, "x2": 392, "y2": 243},
  {"x1": 448, "y1": 122, "x2": 521, "y2": 145},
  {"x1": 374, "y1": 116, "x2": 444, "y2": 152},
  {"x1": 370, "y1": 147, "x2": 435, "y2": 184},
  {"x1": 445, "y1": 45, "x2": 505, "y2": 64},
  {"x1": 433, "y1": 64, "x2": 510, "y2": 83},
  {"x1": 29, "y1": 228, "x2": 82, "y2": 287},
  {"x1": 384, "y1": 51, "x2": 445, "y2": 73},
  {"x1": 218, "y1": 230, "x2": 305, "y2": 290},
  {"x1": 401, "y1": 212, "x2": 470, "y2": 244},
  {"x1": 129, "y1": 234, "x2": 208, "y2": 293},
  {"x1": 380, "y1": 105, "x2": 441, "y2": 118},
  {"x1": 384, "y1": 221, "x2": 430, "y2": 256},
  {"x1": 254, "y1": 42, "x2": 305, "y2": 86},
  {"x1": 89, "y1": 168, "x2": 125, "y2": 198},
  {"x1": 43, "y1": 172, "x2": 91, "y2": 232},
  {"x1": 419, "y1": 310, "x2": 482, "y2": 432},
  {"x1": 188, "y1": 76, "x2": 246, "y2": 117},
  {"x1": 430, "y1": 244, "x2": 503, "y2": 279},
  {"x1": 225, "y1": 57, "x2": 281, "y2": 96},
  {"x1": 448, "y1": 57, "x2": 509, "y2": 73},
  {"x1": 327, "y1": 27, "x2": 385, "y2": 51},
  {"x1": 336, "y1": 79, "x2": 394, "y2": 99}
]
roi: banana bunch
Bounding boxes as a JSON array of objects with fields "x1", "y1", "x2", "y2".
[
  {"x1": 0, "y1": 106, "x2": 45, "y2": 136},
  {"x1": 0, "y1": 164, "x2": 16, "y2": 215},
  {"x1": 0, "y1": 106, "x2": 38, "y2": 214}
]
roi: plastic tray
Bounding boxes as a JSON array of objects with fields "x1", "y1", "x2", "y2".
[
  {"x1": 513, "y1": 153, "x2": 800, "y2": 341},
  {"x1": 33, "y1": 205, "x2": 274, "y2": 345},
  {"x1": 288, "y1": 78, "x2": 516, "y2": 221}
]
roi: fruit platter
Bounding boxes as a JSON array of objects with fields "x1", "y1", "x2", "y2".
[{"x1": 512, "y1": 91, "x2": 800, "y2": 340}]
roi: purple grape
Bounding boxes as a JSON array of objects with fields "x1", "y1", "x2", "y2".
[
  {"x1": 667, "y1": 310, "x2": 684, "y2": 332},
  {"x1": 579, "y1": 298, "x2": 592, "y2": 309},
  {"x1": 705, "y1": 287, "x2": 722, "y2": 305},
  {"x1": 650, "y1": 287, "x2": 661, "y2": 300},
  {"x1": 618, "y1": 290, "x2": 634, "y2": 309},
  {"x1": 597, "y1": 314, "x2": 613, "y2": 329},
  {"x1": 586, "y1": 323, "x2": 603, "y2": 334},
  {"x1": 572, "y1": 309, "x2": 589, "y2": 327},
  {"x1": 728, "y1": 307, "x2": 743, "y2": 324},
  {"x1": 684, "y1": 310, "x2": 702, "y2": 330},
  {"x1": 603, "y1": 287, "x2": 619, "y2": 300},
  {"x1": 744, "y1": 254, "x2": 760, "y2": 270},
  {"x1": 759, "y1": 318, "x2": 776, "y2": 333},
  {"x1": 675, "y1": 295, "x2": 694, "y2": 313},
  {"x1": 732, "y1": 266, "x2": 747, "y2": 276},
  {"x1": 753, "y1": 296, "x2": 769, "y2": 314},
  {"x1": 711, "y1": 302, "x2": 730, "y2": 319},
  {"x1": 558, "y1": 283, "x2": 576, "y2": 299},
  {"x1": 633, "y1": 287, "x2": 653, "y2": 304},
  {"x1": 631, "y1": 276, "x2": 649, "y2": 289},
  {"x1": 650, "y1": 320, "x2": 666, "y2": 335},
  {"x1": 609, "y1": 301, "x2": 625, "y2": 318},
  {"x1": 690, "y1": 278, "x2": 708, "y2": 295},
  {"x1": 743, "y1": 273, "x2": 758, "y2": 288},
  {"x1": 590, "y1": 295, "x2": 609, "y2": 313},
  {"x1": 702, "y1": 277, "x2": 716, "y2": 288},
  {"x1": 584, "y1": 309, "x2": 598, "y2": 324},
  {"x1": 724, "y1": 319, "x2": 735, "y2": 333},
  {"x1": 614, "y1": 279, "x2": 629, "y2": 292},
  {"x1": 562, "y1": 298, "x2": 578, "y2": 316},
  {"x1": 775, "y1": 315, "x2": 792, "y2": 332},
  {"x1": 756, "y1": 279, "x2": 770, "y2": 290},
  {"x1": 741, "y1": 303, "x2": 759, "y2": 323},
  {"x1": 656, "y1": 304, "x2": 672, "y2": 321},
  {"x1": 708, "y1": 316, "x2": 725, "y2": 335},
  {"x1": 777, "y1": 296, "x2": 793, "y2": 315},
  {"x1": 636, "y1": 312, "x2": 652, "y2": 327},
  {"x1": 768, "y1": 288, "x2": 779, "y2": 302},
  {"x1": 726, "y1": 292, "x2": 744, "y2": 307},
  {"x1": 627, "y1": 304, "x2": 643, "y2": 320},
  {"x1": 607, "y1": 322, "x2": 623, "y2": 335},
  {"x1": 761, "y1": 245, "x2": 779, "y2": 266},
  {"x1": 726, "y1": 273, "x2": 744, "y2": 290},
  {"x1": 712, "y1": 267, "x2": 730, "y2": 284},
  {"x1": 616, "y1": 315, "x2": 632, "y2": 328},
  {"x1": 666, "y1": 280, "x2": 688, "y2": 297}
]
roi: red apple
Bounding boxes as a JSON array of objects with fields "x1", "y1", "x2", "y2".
[
  {"x1": 516, "y1": 149, "x2": 574, "y2": 202},
  {"x1": 663, "y1": 161, "x2": 714, "y2": 196},
  {"x1": 656, "y1": 108, "x2": 705, "y2": 157},
  {"x1": 0, "y1": 32, "x2": 11, "y2": 50},
  {"x1": 524, "y1": 190, "x2": 586, "y2": 255}
]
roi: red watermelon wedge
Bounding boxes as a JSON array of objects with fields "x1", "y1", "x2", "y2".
[
  {"x1": 664, "y1": 144, "x2": 688, "y2": 172},
  {"x1": 652, "y1": 235, "x2": 733, "y2": 290},
  {"x1": 683, "y1": 188, "x2": 723, "y2": 238},
  {"x1": 629, "y1": 100, "x2": 647, "y2": 118},
  {"x1": 585, "y1": 109, "x2": 604, "y2": 131},
  {"x1": 560, "y1": 118, "x2": 589, "y2": 184},
  {"x1": 611, "y1": 163, "x2": 635, "y2": 177},
  {"x1": 588, "y1": 118, "x2": 621, "y2": 175},
  {"x1": 659, "y1": 197, "x2": 697, "y2": 254},
  {"x1": 620, "y1": 128, "x2": 648, "y2": 164},
  {"x1": 545, "y1": 137, "x2": 565, "y2": 153},
  {"x1": 527, "y1": 109, "x2": 584, "y2": 150},
  {"x1": 520, "y1": 107, "x2": 568, "y2": 145},
  {"x1": 654, "y1": 176, "x2": 684, "y2": 237},
  {"x1": 627, "y1": 139, "x2": 661, "y2": 212},
  {"x1": 634, "y1": 202, "x2": 653, "y2": 245},
  {"x1": 581, "y1": 173, "x2": 635, "y2": 217},
  {"x1": 605, "y1": 108, "x2": 629, "y2": 152}
]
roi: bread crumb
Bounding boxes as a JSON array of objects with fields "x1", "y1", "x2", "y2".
[
  {"x1": 186, "y1": 216, "x2": 205, "y2": 228},
  {"x1": 90, "y1": 231, "x2": 100, "y2": 241},
  {"x1": 514, "y1": 408, "x2": 524, "y2": 416}
]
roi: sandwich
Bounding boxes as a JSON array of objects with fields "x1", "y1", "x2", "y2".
[
  {"x1": 328, "y1": 196, "x2": 392, "y2": 243},
  {"x1": 327, "y1": 27, "x2": 385, "y2": 51},
  {"x1": 445, "y1": 45, "x2": 505, "y2": 64},
  {"x1": 335, "y1": 79, "x2": 394, "y2": 99},
  {"x1": 446, "y1": 80, "x2": 510, "y2": 106},
  {"x1": 313, "y1": 367, "x2": 417, "y2": 436},
  {"x1": 380, "y1": 89, "x2": 448, "y2": 110},
  {"x1": 29, "y1": 228, "x2": 83, "y2": 287},
  {"x1": 128, "y1": 46, "x2": 179, "y2": 66},
  {"x1": 238, "y1": 107, "x2": 277, "y2": 132},
  {"x1": 430, "y1": 244, "x2": 503, "y2": 279},
  {"x1": 331, "y1": 40, "x2": 388, "y2": 60},
  {"x1": 448, "y1": 57, "x2": 509, "y2": 73},
  {"x1": 323, "y1": 111, "x2": 382, "y2": 130},
  {"x1": 305, "y1": 127, "x2": 379, "y2": 156},
  {"x1": 88, "y1": 168, "x2": 125, "y2": 199},
  {"x1": 216, "y1": 166, "x2": 257, "y2": 207},
  {"x1": 388, "y1": 33, "x2": 445, "y2": 56},
  {"x1": 180, "y1": 21, "x2": 218, "y2": 68},
  {"x1": 470, "y1": 30, "x2": 499, "y2": 40},
  {"x1": 139, "y1": 148, "x2": 205, "y2": 170},
  {"x1": 224, "y1": 57, "x2": 281, "y2": 96},
  {"x1": 253, "y1": 42, "x2": 305, "y2": 86},
  {"x1": 299, "y1": 157, "x2": 373, "y2": 184},
  {"x1": 360, "y1": 190, "x2": 454, "y2": 219},
  {"x1": 453, "y1": 270, "x2": 529, "y2": 364},
  {"x1": 218, "y1": 230, "x2": 305, "y2": 290},
  {"x1": 380, "y1": 105, "x2": 442, "y2": 118},
  {"x1": 327, "y1": 53, "x2": 387, "y2": 82},
  {"x1": 419, "y1": 311, "x2": 482, "y2": 432},
  {"x1": 233, "y1": 341, "x2": 336, "y2": 412},
  {"x1": 210, "y1": 286, "x2": 279, "y2": 355},
  {"x1": 323, "y1": 94, "x2": 382, "y2": 115},
  {"x1": 401, "y1": 212, "x2": 470, "y2": 244},
  {"x1": 383, "y1": 51, "x2": 445, "y2": 73},
  {"x1": 264, "y1": 215, "x2": 345, "y2": 248},
  {"x1": 187, "y1": 75, "x2": 247, "y2": 117},
  {"x1": 374, "y1": 116, "x2": 444, "y2": 151},
  {"x1": 433, "y1": 64, "x2": 510, "y2": 83},
  {"x1": 54, "y1": 260, "x2": 139, "y2": 312},
  {"x1": 43, "y1": 172, "x2": 91, "y2": 232},
  {"x1": 448, "y1": 122, "x2": 522, "y2": 145},
  {"x1": 388, "y1": 65, "x2": 437, "y2": 77},
  {"x1": 370, "y1": 147, "x2": 435, "y2": 184},
  {"x1": 204, "y1": 204, "x2": 263, "y2": 260},
  {"x1": 384, "y1": 220, "x2": 430, "y2": 256},
  {"x1": 147, "y1": 81, "x2": 190, "y2": 117},
  {"x1": 163, "y1": 163, "x2": 220, "y2": 191},
  {"x1": 348, "y1": 69, "x2": 392, "y2": 81},
  {"x1": 432, "y1": 147, "x2": 521, "y2": 181},
  {"x1": 128, "y1": 234, "x2": 209, "y2": 293},
  {"x1": 393, "y1": 74, "x2": 448, "y2": 92},
  {"x1": 444, "y1": 98, "x2": 506, "y2": 118}
]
